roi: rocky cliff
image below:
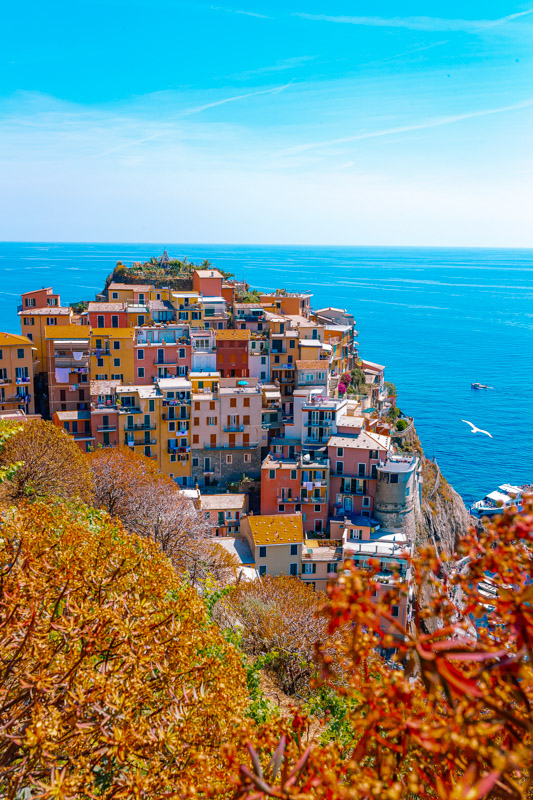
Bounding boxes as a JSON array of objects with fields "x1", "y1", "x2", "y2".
[{"x1": 394, "y1": 425, "x2": 471, "y2": 556}]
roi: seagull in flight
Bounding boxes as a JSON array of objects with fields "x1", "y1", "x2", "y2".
[{"x1": 461, "y1": 420, "x2": 493, "y2": 438}]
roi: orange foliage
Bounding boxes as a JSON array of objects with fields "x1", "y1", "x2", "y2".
[
  {"x1": 0, "y1": 419, "x2": 93, "y2": 503},
  {"x1": 229, "y1": 497, "x2": 533, "y2": 800},
  {"x1": 0, "y1": 500, "x2": 249, "y2": 798}
]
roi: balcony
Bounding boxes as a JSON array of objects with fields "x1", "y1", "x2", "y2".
[
  {"x1": 0, "y1": 378, "x2": 11, "y2": 386},
  {"x1": 163, "y1": 397, "x2": 189, "y2": 407},
  {"x1": 277, "y1": 496, "x2": 300, "y2": 504},
  {"x1": 224, "y1": 425, "x2": 245, "y2": 432},
  {"x1": 168, "y1": 444, "x2": 191, "y2": 455},
  {"x1": 117, "y1": 406, "x2": 142, "y2": 414},
  {"x1": 97, "y1": 425, "x2": 117, "y2": 433},
  {"x1": 204, "y1": 442, "x2": 259, "y2": 450},
  {"x1": 90, "y1": 350, "x2": 112, "y2": 357},
  {"x1": 154, "y1": 358, "x2": 178, "y2": 366},
  {"x1": 124, "y1": 422, "x2": 156, "y2": 431},
  {"x1": 16, "y1": 377, "x2": 31, "y2": 385},
  {"x1": 125, "y1": 437, "x2": 157, "y2": 446},
  {"x1": 302, "y1": 496, "x2": 327, "y2": 504}
]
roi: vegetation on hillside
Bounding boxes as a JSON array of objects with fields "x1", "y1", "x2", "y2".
[
  {"x1": 104, "y1": 255, "x2": 234, "y2": 291},
  {"x1": 0, "y1": 419, "x2": 532, "y2": 799}
]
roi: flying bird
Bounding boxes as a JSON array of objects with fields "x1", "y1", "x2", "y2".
[{"x1": 461, "y1": 420, "x2": 493, "y2": 438}]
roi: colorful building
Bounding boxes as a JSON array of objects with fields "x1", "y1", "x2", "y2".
[
  {"x1": 0, "y1": 333, "x2": 36, "y2": 415},
  {"x1": 240, "y1": 513, "x2": 303, "y2": 577}
]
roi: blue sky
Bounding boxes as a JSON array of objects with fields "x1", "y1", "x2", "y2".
[{"x1": 1, "y1": 0, "x2": 532, "y2": 245}]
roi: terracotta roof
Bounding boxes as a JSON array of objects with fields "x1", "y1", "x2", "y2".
[
  {"x1": 295, "y1": 360, "x2": 324, "y2": 370},
  {"x1": 200, "y1": 493, "x2": 247, "y2": 511},
  {"x1": 361, "y1": 359, "x2": 386, "y2": 372},
  {"x1": 18, "y1": 307, "x2": 71, "y2": 316},
  {"x1": 88, "y1": 302, "x2": 125, "y2": 312},
  {"x1": 90, "y1": 379, "x2": 120, "y2": 395},
  {"x1": 195, "y1": 269, "x2": 224, "y2": 279},
  {"x1": 54, "y1": 410, "x2": 91, "y2": 421},
  {"x1": 0, "y1": 332, "x2": 34, "y2": 346},
  {"x1": 247, "y1": 514, "x2": 303, "y2": 546},
  {"x1": 215, "y1": 329, "x2": 250, "y2": 341},
  {"x1": 328, "y1": 431, "x2": 389, "y2": 451},
  {"x1": 107, "y1": 283, "x2": 154, "y2": 292}
]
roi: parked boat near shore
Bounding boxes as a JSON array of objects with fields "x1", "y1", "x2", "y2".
[{"x1": 470, "y1": 484, "x2": 525, "y2": 517}]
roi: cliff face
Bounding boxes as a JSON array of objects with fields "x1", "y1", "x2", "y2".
[
  {"x1": 417, "y1": 457, "x2": 471, "y2": 557},
  {"x1": 393, "y1": 425, "x2": 471, "y2": 556}
]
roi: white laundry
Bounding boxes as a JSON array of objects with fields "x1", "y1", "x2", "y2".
[
  {"x1": 55, "y1": 367, "x2": 70, "y2": 383},
  {"x1": 73, "y1": 350, "x2": 84, "y2": 361}
]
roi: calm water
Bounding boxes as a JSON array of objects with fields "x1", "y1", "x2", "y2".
[{"x1": 0, "y1": 242, "x2": 532, "y2": 507}]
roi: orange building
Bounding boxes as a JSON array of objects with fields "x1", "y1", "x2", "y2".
[
  {"x1": 192, "y1": 269, "x2": 224, "y2": 297},
  {"x1": 18, "y1": 288, "x2": 73, "y2": 374},
  {"x1": 260, "y1": 451, "x2": 329, "y2": 535}
]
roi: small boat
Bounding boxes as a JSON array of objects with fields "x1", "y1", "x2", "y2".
[
  {"x1": 471, "y1": 382, "x2": 489, "y2": 390},
  {"x1": 470, "y1": 484, "x2": 523, "y2": 517}
]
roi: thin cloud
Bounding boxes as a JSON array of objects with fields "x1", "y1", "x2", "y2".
[
  {"x1": 211, "y1": 6, "x2": 271, "y2": 19},
  {"x1": 278, "y1": 98, "x2": 533, "y2": 156},
  {"x1": 293, "y1": 9, "x2": 533, "y2": 33},
  {"x1": 89, "y1": 131, "x2": 165, "y2": 159},
  {"x1": 183, "y1": 83, "x2": 293, "y2": 116},
  {"x1": 230, "y1": 55, "x2": 317, "y2": 80}
]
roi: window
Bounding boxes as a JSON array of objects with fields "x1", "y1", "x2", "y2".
[
  {"x1": 113, "y1": 358, "x2": 120, "y2": 367},
  {"x1": 259, "y1": 546, "x2": 267, "y2": 559},
  {"x1": 138, "y1": 349, "x2": 144, "y2": 360},
  {"x1": 97, "y1": 315, "x2": 105, "y2": 328},
  {"x1": 137, "y1": 367, "x2": 145, "y2": 378},
  {"x1": 314, "y1": 505, "x2": 321, "y2": 512},
  {"x1": 243, "y1": 415, "x2": 250, "y2": 425},
  {"x1": 23, "y1": 318, "x2": 35, "y2": 326},
  {"x1": 327, "y1": 563, "x2": 338, "y2": 574},
  {"x1": 192, "y1": 457, "x2": 199, "y2": 467},
  {"x1": 392, "y1": 605, "x2": 399, "y2": 618},
  {"x1": 358, "y1": 463, "x2": 366, "y2": 477},
  {"x1": 362, "y1": 496, "x2": 370, "y2": 508},
  {"x1": 390, "y1": 474, "x2": 399, "y2": 484},
  {"x1": 302, "y1": 563, "x2": 316, "y2": 575},
  {"x1": 244, "y1": 453, "x2": 251, "y2": 463},
  {"x1": 138, "y1": 316, "x2": 145, "y2": 326},
  {"x1": 111, "y1": 292, "x2": 118, "y2": 300},
  {"x1": 97, "y1": 358, "x2": 104, "y2": 367},
  {"x1": 336, "y1": 462, "x2": 343, "y2": 475},
  {"x1": 289, "y1": 563, "x2": 298, "y2": 577},
  {"x1": 168, "y1": 421, "x2": 175, "y2": 431},
  {"x1": 113, "y1": 340, "x2": 120, "y2": 350},
  {"x1": 46, "y1": 318, "x2": 57, "y2": 326},
  {"x1": 230, "y1": 398, "x2": 236, "y2": 408},
  {"x1": 290, "y1": 544, "x2": 298, "y2": 556},
  {"x1": 111, "y1": 316, "x2": 119, "y2": 328},
  {"x1": 179, "y1": 348, "x2": 185, "y2": 359},
  {"x1": 269, "y1": 469, "x2": 275, "y2": 479},
  {"x1": 337, "y1": 447, "x2": 344, "y2": 457},
  {"x1": 17, "y1": 349, "x2": 24, "y2": 359},
  {"x1": 259, "y1": 565, "x2": 267, "y2": 577},
  {"x1": 208, "y1": 417, "x2": 216, "y2": 425},
  {"x1": 149, "y1": 399, "x2": 155, "y2": 412},
  {"x1": 278, "y1": 504, "x2": 285, "y2": 512},
  {"x1": 290, "y1": 470, "x2": 297, "y2": 480},
  {"x1": 243, "y1": 398, "x2": 250, "y2": 407},
  {"x1": 25, "y1": 298, "x2": 36, "y2": 307},
  {"x1": 226, "y1": 454, "x2": 233, "y2": 464},
  {"x1": 144, "y1": 446, "x2": 151, "y2": 457}
]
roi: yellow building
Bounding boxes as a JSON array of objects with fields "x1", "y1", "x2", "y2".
[
  {"x1": 90, "y1": 329, "x2": 135, "y2": 385},
  {"x1": 18, "y1": 305, "x2": 73, "y2": 374},
  {"x1": 171, "y1": 292, "x2": 204, "y2": 328},
  {"x1": 240, "y1": 513, "x2": 303, "y2": 578},
  {"x1": 106, "y1": 283, "x2": 158, "y2": 304},
  {"x1": 0, "y1": 333, "x2": 36, "y2": 414},
  {"x1": 189, "y1": 371, "x2": 220, "y2": 394}
]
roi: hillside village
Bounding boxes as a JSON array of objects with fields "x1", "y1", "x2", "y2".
[{"x1": 1, "y1": 255, "x2": 422, "y2": 636}]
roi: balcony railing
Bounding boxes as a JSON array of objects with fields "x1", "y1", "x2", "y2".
[
  {"x1": 204, "y1": 442, "x2": 259, "y2": 451},
  {"x1": 224, "y1": 425, "x2": 245, "y2": 432},
  {"x1": 301, "y1": 496, "x2": 327, "y2": 504},
  {"x1": 90, "y1": 350, "x2": 112, "y2": 357},
  {"x1": 125, "y1": 437, "x2": 157, "y2": 446},
  {"x1": 154, "y1": 358, "x2": 178, "y2": 366},
  {"x1": 97, "y1": 425, "x2": 117, "y2": 432},
  {"x1": 124, "y1": 422, "x2": 156, "y2": 431},
  {"x1": 277, "y1": 496, "x2": 300, "y2": 504},
  {"x1": 117, "y1": 406, "x2": 142, "y2": 414},
  {"x1": 16, "y1": 377, "x2": 31, "y2": 385}
]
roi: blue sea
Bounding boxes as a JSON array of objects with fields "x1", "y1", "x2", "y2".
[{"x1": 0, "y1": 241, "x2": 531, "y2": 507}]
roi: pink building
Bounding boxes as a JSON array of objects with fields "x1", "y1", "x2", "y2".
[
  {"x1": 88, "y1": 302, "x2": 129, "y2": 329},
  {"x1": 327, "y1": 431, "x2": 390, "y2": 518},
  {"x1": 261, "y1": 452, "x2": 329, "y2": 535},
  {"x1": 134, "y1": 326, "x2": 191, "y2": 384}
]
